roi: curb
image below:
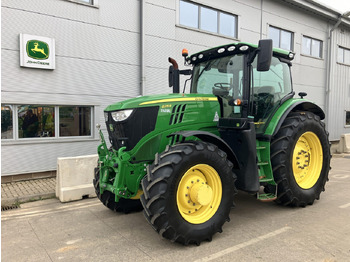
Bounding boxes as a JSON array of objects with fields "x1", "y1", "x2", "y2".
[
  {"x1": 1, "y1": 192, "x2": 56, "y2": 207},
  {"x1": 332, "y1": 153, "x2": 350, "y2": 159}
]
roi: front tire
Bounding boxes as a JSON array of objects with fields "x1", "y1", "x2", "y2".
[
  {"x1": 269, "y1": 112, "x2": 331, "y2": 207},
  {"x1": 140, "y1": 141, "x2": 237, "y2": 245},
  {"x1": 93, "y1": 168, "x2": 143, "y2": 213}
]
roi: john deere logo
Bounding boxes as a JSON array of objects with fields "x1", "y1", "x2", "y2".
[{"x1": 26, "y1": 40, "x2": 49, "y2": 60}]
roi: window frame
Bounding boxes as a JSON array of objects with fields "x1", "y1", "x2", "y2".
[
  {"x1": 269, "y1": 25, "x2": 294, "y2": 51},
  {"x1": 338, "y1": 46, "x2": 350, "y2": 66},
  {"x1": 58, "y1": 106, "x2": 93, "y2": 138},
  {"x1": 1, "y1": 105, "x2": 15, "y2": 140},
  {"x1": 64, "y1": 0, "x2": 99, "y2": 7},
  {"x1": 178, "y1": 0, "x2": 238, "y2": 39},
  {"x1": 1, "y1": 104, "x2": 95, "y2": 142},
  {"x1": 301, "y1": 35, "x2": 323, "y2": 59},
  {"x1": 346, "y1": 110, "x2": 350, "y2": 127}
]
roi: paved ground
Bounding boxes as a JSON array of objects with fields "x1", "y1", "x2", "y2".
[
  {"x1": 2, "y1": 157, "x2": 350, "y2": 261},
  {"x1": 1, "y1": 177, "x2": 56, "y2": 208}
]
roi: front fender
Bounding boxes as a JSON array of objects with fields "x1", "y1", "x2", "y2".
[{"x1": 169, "y1": 130, "x2": 240, "y2": 169}]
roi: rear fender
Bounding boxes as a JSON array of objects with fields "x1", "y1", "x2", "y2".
[{"x1": 265, "y1": 100, "x2": 325, "y2": 138}]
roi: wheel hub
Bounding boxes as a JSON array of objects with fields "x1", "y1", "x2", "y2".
[{"x1": 190, "y1": 183, "x2": 213, "y2": 206}]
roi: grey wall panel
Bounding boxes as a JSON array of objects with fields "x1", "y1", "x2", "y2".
[
  {"x1": 99, "y1": 0, "x2": 140, "y2": 32},
  {"x1": 1, "y1": 140, "x2": 99, "y2": 175},
  {"x1": 146, "y1": 0, "x2": 175, "y2": 10},
  {"x1": 1, "y1": 0, "x2": 99, "y2": 25},
  {"x1": 2, "y1": 8, "x2": 140, "y2": 66},
  {"x1": 1, "y1": 50, "x2": 140, "y2": 104},
  {"x1": 2, "y1": 0, "x2": 140, "y2": 33},
  {"x1": 145, "y1": 2, "x2": 176, "y2": 39},
  {"x1": 327, "y1": 27, "x2": 350, "y2": 140}
]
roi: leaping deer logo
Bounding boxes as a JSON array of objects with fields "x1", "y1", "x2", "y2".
[
  {"x1": 31, "y1": 42, "x2": 47, "y2": 57},
  {"x1": 26, "y1": 40, "x2": 49, "y2": 60}
]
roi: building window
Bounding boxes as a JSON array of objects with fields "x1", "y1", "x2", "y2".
[
  {"x1": 269, "y1": 26, "x2": 293, "y2": 51},
  {"x1": 338, "y1": 46, "x2": 350, "y2": 65},
  {"x1": 1, "y1": 105, "x2": 13, "y2": 139},
  {"x1": 346, "y1": 111, "x2": 350, "y2": 126},
  {"x1": 65, "y1": 0, "x2": 98, "y2": 6},
  {"x1": 1, "y1": 105, "x2": 93, "y2": 140},
  {"x1": 59, "y1": 106, "x2": 91, "y2": 137},
  {"x1": 302, "y1": 36, "x2": 322, "y2": 58},
  {"x1": 18, "y1": 105, "x2": 55, "y2": 138},
  {"x1": 179, "y1": 0, "x2": 238, "y2": 38}
]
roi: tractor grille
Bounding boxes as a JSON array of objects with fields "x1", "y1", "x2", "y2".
[
  {"x1": 105, "y1": 106, "x2": 159, "y2": 151},
  {"x1": 169, "y1": 104, "x2": 187, "y2": 125}
]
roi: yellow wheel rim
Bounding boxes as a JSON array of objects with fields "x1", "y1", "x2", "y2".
[
  {"x1": 292, "y1": 131, "x2": 323, "y2": 189},
  {"x1": 176, "y1": 164, "x2": 222, "y2": 224}
]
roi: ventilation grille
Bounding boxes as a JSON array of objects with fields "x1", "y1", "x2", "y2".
[
  {"x1": 169, "y1": 104, "x2": 187, "y2": 125},
  {"x1": 1, "y1": 205, "x2": 20, "y2": 212}
]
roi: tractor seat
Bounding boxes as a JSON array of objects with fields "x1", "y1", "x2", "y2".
[{"x1": 256, "y1": 85, "x2": 275, "y2": 94}]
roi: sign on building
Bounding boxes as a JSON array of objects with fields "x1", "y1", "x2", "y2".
[{"x1": 20, "y1": 34, "x2": 55, "y2": 70}]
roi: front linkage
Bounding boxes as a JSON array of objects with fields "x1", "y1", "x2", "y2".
[{"x1": 96, "y1": 124, "x2": 147, "y2": 203}]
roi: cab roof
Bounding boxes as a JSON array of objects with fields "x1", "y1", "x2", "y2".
[{"x1": 188, "y1": 41, "x2": 294, "y2": 65}]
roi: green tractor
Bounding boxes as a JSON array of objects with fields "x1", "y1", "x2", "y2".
[{"x1": 94, "y1": 39, "x2": 330, "y2": 245}]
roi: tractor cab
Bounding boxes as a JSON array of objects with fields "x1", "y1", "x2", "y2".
[{"x1": 187, "y1": 40, "x2": 295, "y2": 135}]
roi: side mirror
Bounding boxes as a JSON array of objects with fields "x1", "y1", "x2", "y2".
[{"x1": 257, "y1": 39, "x2": 273, "y2": 72}]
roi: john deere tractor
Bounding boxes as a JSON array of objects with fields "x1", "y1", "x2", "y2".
[{"x1": 94, "y1": 39, "x2": 330, "y2": 245}]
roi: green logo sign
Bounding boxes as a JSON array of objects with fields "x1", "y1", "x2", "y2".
[{"x1": 26, "y1": 40, "x2": 49, "y2": 60}]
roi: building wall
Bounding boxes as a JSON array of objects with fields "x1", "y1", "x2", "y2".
[
  {"x1": 328, "y1": 25, "x2": 350, "y2": 140},
  {"x1": 1, "y1": 0, "x2": 141, "y2": 175},
  {"x1": 1, "y1": 0, "x2": 349, "y2": 176}
]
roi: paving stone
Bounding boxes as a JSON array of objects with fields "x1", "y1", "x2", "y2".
[{"x1": 1, "y1": 178, "x2": 57, "y2": 206}]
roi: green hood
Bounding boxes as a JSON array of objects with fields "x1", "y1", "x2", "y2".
[{"x1": 105, "y1": 93, "x2": 217, "y2": 111}]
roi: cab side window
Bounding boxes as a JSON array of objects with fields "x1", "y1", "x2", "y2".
[{"x1": 252, "y1": 57, "x2": 292, "y2": 133}]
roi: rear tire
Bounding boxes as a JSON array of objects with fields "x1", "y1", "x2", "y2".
[
  {"x1": 93, "y1": 168, "x2": 143, "y2": 213},
  {"x1": 269, "y1": 112, "x2": 330, "y2": 207},
  {"x1": 140, "y1": 141, "x2": 236, "y2": 245}
]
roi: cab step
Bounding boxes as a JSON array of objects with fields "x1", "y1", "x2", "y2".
[{"x1": 257, "y1": 193, "x2": 277, "y2": 202}]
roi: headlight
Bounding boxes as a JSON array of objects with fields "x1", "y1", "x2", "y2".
[{"x1": 111, "y1": 109, "x2": 133, "y2": 122}]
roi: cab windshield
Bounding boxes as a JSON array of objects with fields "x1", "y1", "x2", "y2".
[{"x1": 191, "y1": 54, "x2": 244, "y2": 99}]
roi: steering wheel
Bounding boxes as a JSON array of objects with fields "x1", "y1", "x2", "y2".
[{"x1": 214, "y1": 83, "x2": 232, "y2": 91}]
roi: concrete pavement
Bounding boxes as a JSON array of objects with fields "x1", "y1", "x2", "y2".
[{"x1": 1, "y1": 156, "x2": 350, "y2": 261}]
